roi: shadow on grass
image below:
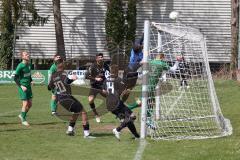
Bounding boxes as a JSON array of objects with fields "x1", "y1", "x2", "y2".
[
  {"x1": 31, "y1": 121, "x2": 64, "y2": 126},
  {"x1": 91, "y1": 132, "x2": 114, "y2": 137},
  {"x1": 0, "y1": 122, "x2": 21, "y2": 125},
  {"x1": 0, "y1": 128, "x2": 29, "y2": 132}
]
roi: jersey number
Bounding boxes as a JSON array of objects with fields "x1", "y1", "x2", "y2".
[
  {"x1": 106, "y1": 81, "x2": 114, "y2": 94},
  {"x1": 54, "y1": 81, "x2": 66, "y2": 93}
]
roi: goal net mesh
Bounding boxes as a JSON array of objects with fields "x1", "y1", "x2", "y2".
[{"x1": 144, "y1": 22, "x2": 232, "y2": 140}]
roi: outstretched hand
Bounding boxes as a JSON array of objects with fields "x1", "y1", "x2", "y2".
[
  {"x1": 71, "y1": 75, "x2": 78, "y2": 80},
  {"x1": 176, "y1": 55, "x2": 183, "y2": 61}
]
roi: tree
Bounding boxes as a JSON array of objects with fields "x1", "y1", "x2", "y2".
[
  {"x1": 105, "y1": 0, "x2": 125, "y2": 56},
  {"x1": 0, "y1": 0, "x2": 49, "y2": 69},
  {"x1": 126, "y1": 0, "x2": 137, "y2": 43},
  {"x1": 0, "y1": 0, "x2": 14, "y2": 69},
  {"x1": 124, "y1": 0, "x2": 137, "y2": 56},
  {"x1": 52, "y1": 0, "x2": 66, "y2": 59}
]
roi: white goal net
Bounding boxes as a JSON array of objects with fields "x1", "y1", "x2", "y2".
[{"x1": 140, "y1": 21, "x2": 232, "y2": 140}]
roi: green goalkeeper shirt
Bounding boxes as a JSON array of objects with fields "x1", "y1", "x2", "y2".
[
  {"x1": 15, "y1": 62, "x2": 32, "y2": 87},
  {"x1": 148, "y1": 59, "x2": 169, "y2": 87}
]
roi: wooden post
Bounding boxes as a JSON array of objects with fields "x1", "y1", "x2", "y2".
[{"x1": 231, "y1": 0, "x2": 239, "y2": 80}]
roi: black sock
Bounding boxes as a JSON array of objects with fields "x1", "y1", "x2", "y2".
[
  {"x1": 127, "y1": 122, "x2": 140, "y2": 138},
  {"x1": 69, "y1": 122, "x2": 76, "y2": 128},
  {"x1": 83, "y1": 123, "x2": 89, "y2": 130},
  {"x1": 90, "y1": 103, "x2": 98, "y2": 116}
]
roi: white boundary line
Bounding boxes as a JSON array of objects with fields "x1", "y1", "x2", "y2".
[{"x1": 133, "y1": 139, "x2": 147, "y2": 160}]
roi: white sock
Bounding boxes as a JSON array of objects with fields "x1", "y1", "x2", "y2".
[
  {"x1": 68, "y1": 126, "x2": 74, "y2": 132},
  {"x1": 84, "y1": 130, "x2": 90, "y2": 136}
]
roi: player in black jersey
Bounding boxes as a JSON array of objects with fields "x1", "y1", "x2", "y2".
[
  {"x1": 103, "y1": 64, "x2": 140, "y2": 140},
  {"x1": 48, "y1": 61, "x2": 95, "y2": 138},
  {"x1": 177, "y1": 56, "x2": 190, "y2": 89},
  {"x1": 85, "y1": 53, "x2": 109, "y2": 123}
]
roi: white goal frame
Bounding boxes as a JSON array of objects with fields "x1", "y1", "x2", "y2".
[{"x1": 140, "y1": 20, "x2": 232, "y2": 140}]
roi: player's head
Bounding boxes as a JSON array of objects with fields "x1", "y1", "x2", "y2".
[
  {"x1": 96, "y1": 53, "x2": 104, "y2": 65},
  {"x1": 133, "y1": 41, "x2": 143, "y2": 53},
  {"x1": 53, "y1": 54, "x2": 62, "y2": 62},
  {"x1": 176, "y1": 55, "x2": 184, "y2": 61},
  {"x1": 56, "y1": 59, "x2": 64, "y2": 71},
  {"x1": 110, "y1": 64, "x2": 119, "y2": 77},
  {"x1": 156, "y1": 53, "x2": 165, "y2": 60},
  {"x1": 20, "y1": 51, "x2": 30, "y2": 62}
]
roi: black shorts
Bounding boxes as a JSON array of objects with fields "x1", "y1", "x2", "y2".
[
  {"x1": 111, "y1": 101, "x2": 132, "y2": 120},
  {"x1": 89, "y1": 86, "x2": 106, "y2": 97},
  {"x1": 57, "y1": 95, "x2": 83, "y2": 113},
  {"x1": 123, "y1": 67, "x2": 138, "y2": 89}
]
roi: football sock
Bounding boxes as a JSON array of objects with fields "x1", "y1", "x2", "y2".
[
  {"x1": 21, "y1": 112, "x2": 27, "y2": 121},
  {"x1": 89, "y1": 103, "x2": 98, "y2": 116},
  {"x1": 83, "y1": 123, "x2": 90, "y2": 136},
  {"x1": 50, "y1": 100, "x2": 57, "y2": 112},
  {"x1": 127, "y1": 122, "x2": 140, "y2": 138},
  {"x1": 83, "y1": 123, "x2": 89, "y2": 130},
  {"x1": 69, "y1": 122, "x2": 76, "y2": 128}
]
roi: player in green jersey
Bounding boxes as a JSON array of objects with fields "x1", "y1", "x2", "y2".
[
  {"x1": 48, "y1": 54, "x2": 62, "y2": 115},
  {"x1": 14, "y1": 51, "x2": 33, "y2": 126},
  {"x1": 126, "y1": 54, "x2": 181, "y2": 129}
]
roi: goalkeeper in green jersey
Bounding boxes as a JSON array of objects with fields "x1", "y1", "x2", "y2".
[
  {"x1": 48, "y1": 54, "x2": 62, "y2": 115},
  {"x1": 14, "y1": 51, "x2": 33, "y2": 126},
  {"x1": 127, "y1": 53, "x2": 181, "y2": 129}
]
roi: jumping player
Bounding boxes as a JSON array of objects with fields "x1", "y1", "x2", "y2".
[{"x1": 104, "y1": 64, "x2": 140, "y2": 140}]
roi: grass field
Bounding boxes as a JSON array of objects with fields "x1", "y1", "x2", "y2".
[{"x1": 0, "y1": 80, "x2": 240, "y2": 160}]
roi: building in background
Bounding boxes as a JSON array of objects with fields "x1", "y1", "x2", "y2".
[{"x1": 14, "y1": 0, "x2": 231, "y2": 64}]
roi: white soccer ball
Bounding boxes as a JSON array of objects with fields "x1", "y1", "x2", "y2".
[{"x1": 169, "y1": 11, "x2": 179, "y2": 20}]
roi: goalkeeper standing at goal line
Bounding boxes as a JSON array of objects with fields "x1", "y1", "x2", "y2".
[
  {"x1": 126, "y1": 53, "x2": 181, "y2": 129},
  {"x1": 147, "y1": 53, "x2": 181, "y2": 117}
]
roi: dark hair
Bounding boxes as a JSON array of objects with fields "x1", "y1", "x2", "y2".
[
  {"x1": 54, "y1": 54, "x2": 61, "y2": 57},
  {"x1": 55, "y1": 59, "x2": 63, "y2": 64},
  {"x1": 96, "y1": 53, "x2": 103, "y2": 57},
  {"x1": 133, "y1": 42, "x2": 142, "y2": 53},
  {"x1": 110, "y1": 64, "x2": 119, "y2": 77}
]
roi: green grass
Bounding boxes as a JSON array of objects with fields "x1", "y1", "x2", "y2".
[{"x1": 0, "y1": 80, "x2": 240, "y2": 160}]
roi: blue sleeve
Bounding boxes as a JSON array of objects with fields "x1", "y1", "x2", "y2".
[
  {"x1": 129, "y1": 49, "x2": 135, "y2": 63},
  {"x1": 139, "y1": 52, "x2": 143, "y2": 61}
]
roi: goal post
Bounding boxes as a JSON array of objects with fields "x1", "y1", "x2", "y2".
[
  {"x1": 140, "y1": 20, "x2": 150, "y2": 139},
  {"x1": 140, "y1": 20, "x2": 232, "y2": 140}
]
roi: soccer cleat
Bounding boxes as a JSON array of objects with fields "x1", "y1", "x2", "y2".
[
  {"x1": 51, "y1": 111, "x2": 57, "y2": 116},
  {"x1": 112, "y1": 128, "x2": 120, "y2": 140},
  {"x1": 22, "y1": 121, "x2": 30, "y2": 126},
  {"x1": 66, "y1": 130, "x2": 75, "y2": 136},
  {"x1": 95, "y1": 116, "x2": 101, "y2": 123},
  {"x1": 66, "y1": 126, "x2": 75, "y2": 136},
  {"x1": 18, "y1": 115, "x2": 30, "y2": 126}
]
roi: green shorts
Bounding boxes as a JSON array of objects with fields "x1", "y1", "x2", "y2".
[{"x1": 18, "y1": 86, "x2": 33, "y2": 100}]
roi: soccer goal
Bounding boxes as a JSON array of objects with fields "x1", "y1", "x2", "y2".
[{"x1": 140, "y1": 20, "x2": 232, "y2": 140}]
